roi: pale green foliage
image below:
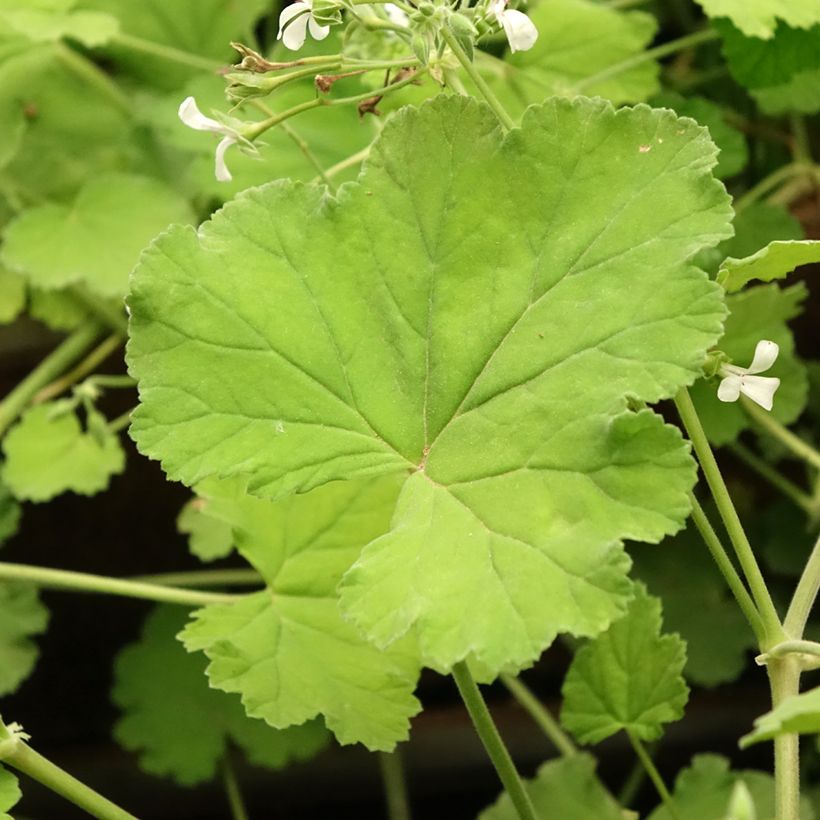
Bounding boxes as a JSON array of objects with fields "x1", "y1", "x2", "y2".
[
  {"x1": 0, "y1": 481, "x2": 20, "y2": 547},
  {"x1": 647, "y1": 754, "x2": 814, "y2": 819},
  {"x1": 699, "y1": 0, "x2": 820, "y2": 38},
  {"x1": 3, "y1": 403, "x2": 125, "y2": 501},
  {"x1": 740, "y1": 685, "x2": 820, "y2": 748},
  {"x1": 0, "y1": 0, "x2": 119, "y2": 47},
  {"x1": 129, "y1": 96, "x2": 731, "y2": 676},
  {"x1": 28, "y1": 288, "x2": 90, "y2": 331},
  {"x1": 177, "y1": 497, "x2": 234, "y2": 562},
  {"x1": 0, "y1": 267, "x2": 24, "y2": 324},
  {"x1": 478, "y1": 754, "x2": 623, "y2": 820},
  {"x1": 561, "y1": 584, "x2": 689, "y2": 744},
  {"x1": 495, "y1": 0, "x2": 658, "y2": 112},
  {"x1": 0, "y1": 764, "x2": 20, "y2": 820},
  {"x1": 1, "y1": 173, "x2": 193, "y2": 298},
  {"x1": 113, "y1": 606, "x2": 328, "y2": 785},
  {"x1": 630, "y1": 524, "x2": 755, "y2": 687},
  {"x1": 691, "y1": 283, "x2": 808, "y2": 445},
  {"x1": 179, "y1": 476, "x2": 422, "y2": 751},
  {"x1": 719, "y1": 240, "x2": 820, "y2": 292},
  {"x1": 0, "y1": 581, "x2": 48, "y2": 695}
]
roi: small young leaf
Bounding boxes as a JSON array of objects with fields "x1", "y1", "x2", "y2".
[
  {"x1": 113, "y1": 606, "x2": 328, "y2": 785},
  {"x1": 177, "y1": 497, "x2": 234, "y2": 562},
  {"x1": 0, "y1": 581, "x2": 49, "y2": 696},
  {"x1": 1, "y1": 173, "x2": 193, "y2": 298},
  {"x1": 179, "y1": 476, "x2": 422, "y2": 751},
  {"x1": 698, "y1": 0, "x2": 820, "y2": 39},
  {"x1": 0, "y1": 764, "x2": 21, "y2": 820},
  {"x1": 3, "y1": 403, "x2": 125, "y2": 502},
  {"x1": 719, "y1": 240, "x2": 820, "y2": 293},
  {"x1": 561, "y1": 584, "x2": 689, "y2": 745},
  {"x1": 740, "y1": 685, "x2": 820, "y2": 748},
  {"x1": 478, "y1": 754, "x2": 623, "y2": 820}
]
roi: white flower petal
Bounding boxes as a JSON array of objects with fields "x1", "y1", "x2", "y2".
[
  {"x1": 747, "y1": 339, "x2": 779, "y2": 374},
  {"x1": 490, "y1": 0, "x2": 506, "y2": 23},
  {"x1": 214, "y1": 136, "x2": 236, "y2": 183},
  {"x1": 500, "y1": 8, "x2": 538, "y2": 53},
  {"x1": 308, "y1": 16, "x2": 331, "y2": 40},
  {"x1": 178, "y1": 97, "x2": 225, "y2": 134},
  {"x1": 717, "y1": 374, "x2": 742, "y2": 403},
  {"x1": 278, "y1": 4, "x2": 311, "y2": 49},
  {"x1": 739, "y1": 375, "x2": 780, "y2": 411},
  {"x1": 384, "y1": 3, "x2": 409, "y2": 25}
]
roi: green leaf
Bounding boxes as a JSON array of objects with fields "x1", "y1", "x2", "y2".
[
  {"x1": 495, "y1": 0, "x2": 658, "y2": 112},
  {"x1": 0, "y1": 764, "x2": 20, "y2": 820},
  {"x1": 629, "y1": 523, "x2": 755, "y2": 687},
  {"x1": 3, "y1": 403, "x2": 125, "y2": 501},
  {"x1": 177, "y1": 497, "x2": 234, "y2": 563},
  {"x1": 0, "y1": 480, "x2": 21, "y2": 547},
  {"x1": 0, "y1": 6, "x2": 119, "y2": 47},
  {"x1": 128, "y1": 95, "x2": 731, "y2": 676},
  {"x1": 690, "y1": 283, "x2": 808, "y2": 446},
  {"x1": 0, "y1": 581, "x2": 48, "y2": 695},
  {"x1": 478, "y1": 754, "x2": 623, "y2": 820},
  {"x1": 740, "y1": 685, "x2": 820, "y2": 747},
  {"x1": 1, "y1": 172, "x2": 193, "y2": 298},
  {"x1": 179, "y1": 476, "x2": 422, "y2": 751},
  {"x1": 0, "y1": 267, "x2": 25, "y2": 324},
  {"x1": 647, "y1": 754, "x2": 814, "y2": 819},
  {"x1": 28, "y1": 287, "x2": 90, "y2": 332},
  {"x1": 698, "y1": 0, "x2": 820, "y2": 38},
  {"x1": 113, "y1": 605, "x2": 328, "y2": 785},
  {"x1": 719, "y1": 240, "x2": 820, "y2": 292},
  {"x1": 561, "y1": 584, "x2": 689, "y2": 744}
]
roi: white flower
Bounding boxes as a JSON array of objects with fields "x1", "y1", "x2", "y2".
[
  {"x1": 717, "y1": 339, "x2": 781, "y2": 411},
  {"x1": 178, "y1": 97, "x2": 246, "y2": 182},
  {"x1": 278, "y1": 0, "x2": 330, "y2": 51},
  {"x1": 491, "y1": 0, "x2": 538, "y2": 53},
  {"x1": 384, "y1": 2, "x2": 410, "y2": 26}
]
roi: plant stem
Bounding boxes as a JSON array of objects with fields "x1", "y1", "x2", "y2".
[
  {"x1": 618, "y1": 755, "x2": 648, "y2": 808},
  {"x1": 674, "y1": 388, "x2": 783, "y2": 645},
  {"x1": 784, "y1": 535, "x2": 820, "y2": 639},
  {"x1": 451, "y1": 662, "x2": 536, "y2": 820},
  {"x1": 0, "y1": 562, "x2": 237, "y2": 606},
  {"x1": 790, "y1": 115, "x2": 813, "y2": 164},
  {"x1": 0, "y1": 323, "x2": 103, "y2": 436},
  {"x1": 282, "y1": 122, "x2": 334, "y2": 189},
  {"x1": 734, "y1": 163, "x2": 816, "y2": 213},
  {"x1": 499, "y1": 674, "x2": 577, "y2": 757},
  {"x1": 439, "y1": 28, "x2": 515, "y2": 131},
  {"x1": 221, "y1": 752, "x2": 250, "y2": 820},
  {"x1": 0, "y1": 730, "x2": 136, "y2": 819},
  {"x1": 69, "y1": 285, "x2": 128, "y2": 336},
  {"x1": 759, "y1": 639, "x2": 820, "y2": 664},
  {"x1": 113, "y1": 33, "x2": 223, "y2": 72},
  {"x1": 319, "y1": 145, "x2": 372, "y2": 182},
  {"x1": 688, "y1": 494, "x2": 764, "y2": 640},
  {"x1": 626, "y1": 731, "x2": 681, "y2": 820},
  {"x1": 729, "y1": 442, "x2": 814, "y2": 514},
  {"x1": 107, "y1": 409, "x2": 133, "y2": 434},
  {"x1": 131, "y1": 569, "x2": 263, "y2": 588},
  {"x1": 378, "y1": 750, "x2": 411, "y2": 820},
  {"x1": 54, "y1": 44, "x2": 132, "y2": 117},
  {"x1": 33, "y1": 334, "x2": 123, "y2": 404},
  {"x1": 767, "y1": 657, "x2": 801, "y2": 820},
  {"x1": 741, "y1": 397, "x2": 820, "y2": 471},
  {"x1": 571, "y1": 28, "x2": 719, "y2": 94}
]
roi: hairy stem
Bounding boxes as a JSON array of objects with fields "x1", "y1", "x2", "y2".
[
  {"x1": 626, "y1": 731, "x2": 680, "y2": 820},
  {"x1": 768, "y1": 657, "x2": 801, "y2": 820},
  {"x1": 0, "y1": 562, "x2": 237, "y2": 606},
  {"x1": 452, "y1": 662, "x2": 536, "y2": 820},
  {"x1": 34, "y1": 335, "x2": 123, "y2": 404},
  {"x1": 742, "y1": 397, "x2": 820, "y2": 471},
  {"x1": 784, "y1": 535, "x2": 820, "y2": 639},
  {"x1": 131, "y1": 569, "x2": 263, "y2": 588},
  {"x1": 319, "y1": 145, "x2": 373, "y2": 182},
  {"x1": 221, "y1": 752, "x2": 250, "y2": 820},
  {"x1": 379, "y1": 750, "x2": 412, "y2": 820},
  {"x1": 500, "y1": 674, "x2": 576, "y2": 757},
  {"x1": 674, "y1": 388, "x2": 783, "y2": 645},
  {"x1": 729, "y1": 442, "x2": 814, "y2": 514},
  {"x1": 0, "y1": 323, "x2": 103, "y2": 436}
]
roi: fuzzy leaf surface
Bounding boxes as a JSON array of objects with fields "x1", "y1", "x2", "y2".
[
  {"x1": 561, "y1": 584, "x2": 689, "y2": 744},
  {"x1": 719, "y1": 240, "x2": 820, "y2": 292},
  {"x1": 129, "y1": 95, "x2": 731, "y2": 676},
  {"x1": 113, "y1": 606, "x2": 328, "y2": 785},
  {"x1": 179, "y1": 476, "x2": 421, "y2": 751},
  {"x1": 0, "y1": 581, "x2": 48, "y2": 695}
]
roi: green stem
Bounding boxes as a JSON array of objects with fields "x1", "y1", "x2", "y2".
[
  {"x1": 439, "y1": 27, "x2": 515, "y2": 131},
  {"x1": 113, "y1": 33, "x2": 223, "y2": 72},
  {"x1": 378, "y1": 750, "x2": 411, "y2": 820},
  {"x1": 674, "y1": 388, "x2": 783, "y2": 645},
  {"x1": 729, "y1": 442, "x2": 814, "y2": 514},
  {"x1": 69, "y1": 285, "x2": 128, "y2": 336},
  {"x1": 0, "y1": 727, "x2": 136, "y2": 820},
  {"x1": 499, "y1": 674, "x2": 577, "y2": 757},
  {"x1": 54, "y1": 45, "x2": 132, "y2": 117},
  {"x1": 451, "y1": 662, "x2": 536, "y2": 820},
  {"x1": 618, "y1": 754, "x2": 649, "y2": 808},
  {"x1": 33, "y1": 335, "x2": 123, "y2": 404},
  {"x1": 790, "y1": 115, "x2": 813, "y2": 165},
  {"x1": 0, "y1": 323, "x2": 103, "y2": 436},
  {"x1": 759, "y1": 639, "x2": 820, "y2": 664},
  {"x1": 221, "y1": 752, "x2": 250, "y2": 820},
  {"x1": 131, "y1": 569, "x2": 263, "y2": 588},
  {"x1": 571, "y1": 28, "x2": 719, "y2": 94},
  {"x1": 281, "y1": 122, "x2": 334, "y2": 189},
  {"x1": 784, "y1": 535, "x2": 820, "y2": 639},
  {"x1": 626, "y1": 731, "x2": 681, "y2": 820},
  {"x1": 734, "y1": 163, "x2": 815, "y2": 213},
  {"x1": 767, "y1": 657, "x2": 801, "y2": 820},
  {"x1": 741, "y1": 397, "x2": 820, "y2": 471},
  {"x1": 319, "y1": 145, "x2": 372, "y2": 182},
  {"x1": 0, "y1": 562, "x2": 237, "y2": 606},
  {"x1": 688, "y1": 494, "x2": 764, "y2": 641},
  {"x1": 107, "y1": 409, "x2": 133, "y2": 434}
]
